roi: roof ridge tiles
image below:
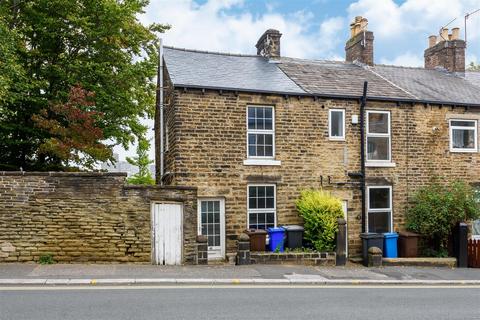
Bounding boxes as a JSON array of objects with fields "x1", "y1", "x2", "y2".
[{"x1": 163, "y1": 45, "x2": 259, "y2": 58}]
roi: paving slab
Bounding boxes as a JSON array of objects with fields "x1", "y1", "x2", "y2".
[{"x1": 1, "y1": 263, "x2": 479, "y2": 285}]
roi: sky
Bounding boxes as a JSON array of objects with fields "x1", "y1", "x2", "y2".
[{"x1": 114, "y1": 0, "x2": 480, "y2": 161}]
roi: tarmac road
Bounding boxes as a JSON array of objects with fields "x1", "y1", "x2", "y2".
[{"x1": 1, "y1": 285, "x2": 479, "y2": 320}]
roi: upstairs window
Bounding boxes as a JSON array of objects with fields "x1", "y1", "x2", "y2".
[
  {"x1": 247, "y1": 106, "x2": 274, "y2": 158},
  {"x1": 449, "y1": 119, "x2": 477, "y2": 152},
  {"x1": 247, "y1": 185, "x2": 276, "y2": 230},
  {"x1": 367, "y1": 111, "x2": 391, "y2": 162},
  {"x1": 329, "y1": 109, "x2": 345, "y2": 140}
]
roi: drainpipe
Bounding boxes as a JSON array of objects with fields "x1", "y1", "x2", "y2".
[
  {"x1": 154, "y1": 38, "x2": 164, "y2": 185},
  {"x1": 360, "y1": 81, "x2": 368, "y2": 233}
]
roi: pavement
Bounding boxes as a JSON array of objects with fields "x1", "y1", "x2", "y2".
[{"x1": 1, "y1": 263, "x2": 480, "y2": 286}]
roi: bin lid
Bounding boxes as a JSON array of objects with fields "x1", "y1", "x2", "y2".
[
  {"x1": 383, "y1": 232, "x2": 399, "y2": 238},
  {"x1": 360, "y1": 232, "x2": 384, "y2": 239},
  {"x1": 282, "y1": 225, "x2": 304, "y2": 231},
  {"x1": 267, "y1": 227, "x2": 285, "y2": 233},
  {"x1": 399, "y1": 231, "x2": 420, "y2": 238},
  {"x1": 245, "y1": 229, "x2": 267, "y2": 235}
]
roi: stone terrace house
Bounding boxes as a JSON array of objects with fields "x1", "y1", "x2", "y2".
[{"x1": 158, "y1": 17, "x2": 480, "y2": 259}]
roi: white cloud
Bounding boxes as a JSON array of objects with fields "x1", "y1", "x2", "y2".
[
  {"x1": 379, "y1": 52, "x2": 423, "y2": 67},
  {"x1": 140, "y1": 0, "x2": 344, "y2": 59}
]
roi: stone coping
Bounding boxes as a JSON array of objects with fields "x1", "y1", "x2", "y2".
[
  {"x1": 382, "y1": 257, "x2": 457, "y2": 268},
  {"x1": 0, "y1": 171, "x2": 197, "y2": 190},
  {"x1": 0, "y1": 171, "x2": 128, "y2": 177}
]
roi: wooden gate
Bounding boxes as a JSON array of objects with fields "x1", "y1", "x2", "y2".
[
  {"x1": 468, "y1": 239, "x2": 480, "y2": 268},
  {"x1": 151, "y1": 203, "x2": 183, "y2": 265}
]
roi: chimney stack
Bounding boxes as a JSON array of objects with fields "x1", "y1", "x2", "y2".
[
  {"x1": 345, "y1": 16, "x2": 374, "y2": 66},
  {"x1": 424, "y1": 27, "x2": 466, "y2": 73},
  {"x1": 256, "y1": 29, "x2": 282, "y2": 59}
]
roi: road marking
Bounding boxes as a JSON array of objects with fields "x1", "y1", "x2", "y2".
[{"x1": 1, "y1": 285, "x2": 480, "y2": 291}]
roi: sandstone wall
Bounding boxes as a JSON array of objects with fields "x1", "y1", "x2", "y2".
[
  {"x1": 0, "y1": 172, "x2": 197, "y2": 264},
  {"x1": 164, "y1": 88, "x2": 480, "y2": 256}
]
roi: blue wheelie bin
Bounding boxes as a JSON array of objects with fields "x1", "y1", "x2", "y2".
[
  {"x1": 383, "y1": 232, "x2": 399, "y2": 258},
  {"x1": 267, "y1": 227, "x2": 285, "y2": 252}
]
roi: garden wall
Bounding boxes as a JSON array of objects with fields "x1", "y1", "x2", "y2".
[{"x1": 0, "y1": 172, "x2": 197, "y2": 264}]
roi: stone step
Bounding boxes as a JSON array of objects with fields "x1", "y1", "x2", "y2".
[{"x1": 382, "y1": 257, "x2": 457, "y2": 268}]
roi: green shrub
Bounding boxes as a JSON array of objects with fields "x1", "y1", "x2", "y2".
[
  {"x1": 296, "y1": 189, "x2": 344, "y2": 252},
  {"x1": 39, "y1": 254, "x2": 54, "y2": 265},
  {"x1": 406, "y1": 180, "x2": 479, "y2": 251}
]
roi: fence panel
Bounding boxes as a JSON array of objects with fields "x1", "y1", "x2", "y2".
[{"x1": 468, "y1": 239, "x2": 480, "y2": 268}]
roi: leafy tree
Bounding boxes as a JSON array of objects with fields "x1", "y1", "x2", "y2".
[
  {"x1": 0, "y1": 0, "x2": 169, "y2": 170},
  {"x1": 406, "y1": 180, "x2": 480, "y2": 254},
  {"x1": 32, "y1": 86, "x2": 111, "y2": 169},
  {"x1": 126, "y1": 136, "x2": 154, "y2": 185},
  {"x1": 296, "y1": 189, "x2": 344, "y2": 252},
  {"x1": 467, "y1": 62, "x2": 480, "y2": 71},
  {"x1": 0, "y1": 19, "x2": 24, "y2": 105}
]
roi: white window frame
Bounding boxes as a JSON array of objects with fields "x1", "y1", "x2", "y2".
[
  {"x1": 197, "y1": 198, "x2": 226, "y2": 259},
  {"x1": 366, "y1": 110, "x2": 392, "y2": 165},
  {"x1": 246, "y1": 105, "x2": 275, "y2": 160},
  {"x1": 247, "y1": 184, "x2": 277, "y2": 230},
  {"x1": 329, "y1": 109, "x2": 346, "y2": 141},
  {"x1": 366, "y1": 186, "x2": 393, "y2": 233},
  {"x1": 449, "y1": 119, "x2": 478, "y2": 153}
]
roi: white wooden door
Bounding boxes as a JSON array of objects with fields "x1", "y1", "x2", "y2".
[
  {"x1": 151, "y1": 203, "x2": 182, "y2": 265},
  {"x1": 197, "y1": 199, "x2": 225, "y2": 259}
]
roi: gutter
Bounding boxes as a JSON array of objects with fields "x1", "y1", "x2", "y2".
[{"x1": 173, "y1": 84, "x2": 480, "y2": 109}]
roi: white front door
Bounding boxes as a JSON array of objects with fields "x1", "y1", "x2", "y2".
[
  {"x1": 198, "y1": 199, "x2": 225, "y2": 259},
  {"x1": 151, "y1": 203, "x2": 182, "y2": 265}
]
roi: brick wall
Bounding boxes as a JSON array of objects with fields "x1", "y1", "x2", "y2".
[
  {"x1": 164, "y1": 88, "x2": 480, "y2": 257},
  {"x1": 0, "y1": 172, "x2": 197, "y2": 264}
]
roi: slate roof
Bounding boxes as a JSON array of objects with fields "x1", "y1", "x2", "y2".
[
  {"x1": 466, "y1": 71, "x2": 480, "y2": 88},
  {"x1": 163, "y1": 46, "x2": 480, "y2": 106},
  {"x1": 163, "y1": 47, "x2": 304, "y2": 95},
  {"x1": 277, "y1": 58, "x2": 413, "y2": 99}
]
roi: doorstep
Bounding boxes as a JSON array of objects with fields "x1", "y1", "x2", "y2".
[{"x1": 382, "y1": 257, "x2": 457, "y2": 268}]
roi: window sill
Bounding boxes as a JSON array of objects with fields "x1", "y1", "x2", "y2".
[
  {"x1": 365, "y1": 162, "x2": 396, "y2": 168},
  {"x1": 450, "y1": 149, "x2": 478, "y2": 153},
  {"x1": 328, "y1": 137, "x2": 345, "y2": 141},
  {"x1": 243, "y1": 159, "x2": 281, "y2": 166}
]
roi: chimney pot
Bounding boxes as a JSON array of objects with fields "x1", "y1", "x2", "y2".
[
  {"x1": 451, "y1": 27, "x2": 460, "y2": 40},
  {"x1": 441, "y1": 28, "x2": 449, "y2": 41},
  {"x1": 428, "y1": 35, "x2": 437, "y2": 48},
  {"x1": 360, "y1": 17, "x2": 368, "y2": 31}
]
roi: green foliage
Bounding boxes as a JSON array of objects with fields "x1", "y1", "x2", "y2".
[
  {"x1": 126, "y1": 136, "x2": 155, "y2": 185},
  {"x1": 39, "y1": 254, "x2": 54, "y2": 265},
  {"x1": 406, "y1": 180, "x2": 480, "y2": 251},
  {"x1": 467, "y1": 62, "x2": 480, "y2": 71},
  {"x1": 0, "y1": 0, "x2": 169, "y2": 170},
  {"x1": 296, "y1": 189, "x2": 344, "y2": 252},
  {"x1": 32, "y1": 86, "x2": 112, "y2": 169},
  {"x1": 284, "y1": 247, "x2": 315, "y2": 253}
]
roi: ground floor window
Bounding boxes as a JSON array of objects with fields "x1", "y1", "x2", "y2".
[
  {"x1": 367, "y1": 186, "x2": 392, "y2": 233},
  {"x1": 247, "y1": 184, "x2": 276, "y2": 230}
]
